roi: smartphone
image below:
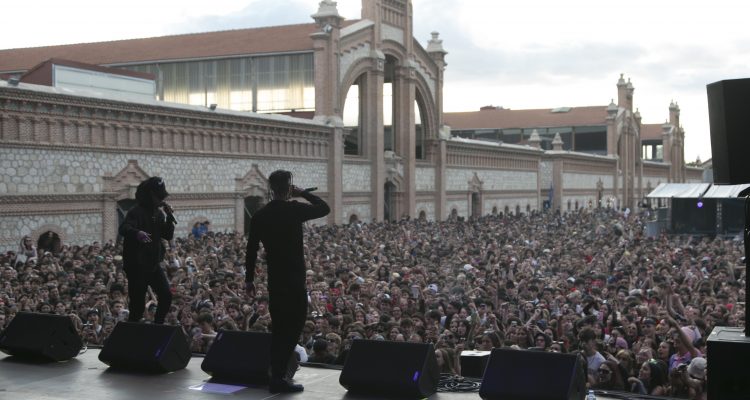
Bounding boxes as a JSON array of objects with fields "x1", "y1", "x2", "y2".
[{"x1": 411, "y1": 285, "x2": 419, "y2": 298}]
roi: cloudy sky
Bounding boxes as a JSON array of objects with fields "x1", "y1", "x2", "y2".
[{"x1": 2, "y1": 0, "x2": 748, "y2": 162}]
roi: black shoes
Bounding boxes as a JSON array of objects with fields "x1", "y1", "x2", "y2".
[{"x1": 269, "y1": 378, "x2": 304, "y2": 394}]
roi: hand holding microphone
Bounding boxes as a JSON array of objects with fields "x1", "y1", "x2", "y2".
[
  {"x1": 161, "y1": 202, "x2": 177, "y2": 225},
  {"x1": 290, "y1": 186, "x2": 318, "y2": 197}
]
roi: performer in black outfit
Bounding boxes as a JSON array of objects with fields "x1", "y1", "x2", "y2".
[
  {"x1": 119, "y1": 177, "x2": 175, "y2": 324},
  {"x1": 245, "y1": 170, "x2": 330, "y2": 393}
]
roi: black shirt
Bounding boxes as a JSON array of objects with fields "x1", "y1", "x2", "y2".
[{"x1": 245, "y1": 192, "x2": 330, "y2": 292}]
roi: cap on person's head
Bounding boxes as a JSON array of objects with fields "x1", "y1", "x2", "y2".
[
  {"x1": 427, "y1": 283, "x2": 438, "y2": 293},
  {"x1": 615, "y1": 337, "x2": 629, "y2": 350},
  {"x1": 643, "y1": 318, "x2": 656, "y2": 326},
  {"x1": 463, "y1": 264, "x2": 473, "y2": 272},
  {"x1": 688, "y1": 357, "x2": 706, "y2": 379},
  {"x1": 146, "y1": 176, "x2": 169, "y2": 199}
]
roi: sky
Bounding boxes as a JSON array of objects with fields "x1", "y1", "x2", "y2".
[{"x1": 1, "y1": 0, "x2": 748, "y2": 163}]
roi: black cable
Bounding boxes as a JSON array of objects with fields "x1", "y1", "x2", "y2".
[{"x1": 436, "y1": 373, "x2": 482, "y2": 393}]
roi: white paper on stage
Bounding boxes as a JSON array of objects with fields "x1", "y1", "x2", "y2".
[{"x1": 188, "y1": 382, "x2": 246, "y2": 394}]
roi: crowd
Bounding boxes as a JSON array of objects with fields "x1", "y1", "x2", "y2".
[{"x1": 0, "y1": 208, "x2": 745, "y2": 399}]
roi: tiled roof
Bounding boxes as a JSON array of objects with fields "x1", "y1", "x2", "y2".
[
  {"x1": 641, "y1": 123, "x2": 664, "y2": 141},
  {"x1": 443, "y1": 106, "x2": 609, "y2": 130},
  {"x1": 0, "y1": 22, "x2": 358, "y2": 73}
]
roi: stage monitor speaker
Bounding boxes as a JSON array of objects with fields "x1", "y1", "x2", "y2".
[
  {"x1": 480, "y1": 348, "x2": 585, "y2": 400},
  {"x1": 201, "y1": 330, "x2": 272, "y2": 384},
  {"x1": 707, "y1": 78, "x2": 750, "y2": 185},
  {"x1": 707, "y1": 326, "x2": 750, "y2": 400},
  {"x1": 0, "y1": 312, "x2": 82, "y2": 361},
  {"x1": 339, "y1": 340, "x2": 439, "y2": 398},
  {"x1": 98, "y1": 322, "x2": 191, "y2": 373},
  {"x1": 460, "y1": 350, "x2": 491, "y2": 378}
]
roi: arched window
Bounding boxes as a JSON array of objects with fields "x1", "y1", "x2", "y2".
[
  {"x1": 418, "y1": 210, "x2": 427, "y2": 220},
  {"x1": 492, "y1": 206, "x2": 498, "y2": 215},
  {"x1": 349, "y1": 214, "x2": 359, "y2": 224},
  {"x1": 343, "y1": 75, "x2": 364, "y2": 156}
]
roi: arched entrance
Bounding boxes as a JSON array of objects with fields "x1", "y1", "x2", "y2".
[
  {"x1": 418, "y1": 210, "x2": 426, "y2": 220},
  {"x1": 37, "y1": 231, "x2": 62, "y2": 254},
  {"x1": 384, "y1": 181, "x2": 397, "y2": 222},
  {"x1": 349, "y1": 214, "x2": 359, "y2": 224},
  {"x1": 471, "y1": 192, "x2": 481, "y2": 219}
]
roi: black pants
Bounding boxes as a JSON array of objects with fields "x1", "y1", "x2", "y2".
[
  {"x1": 125, "y1": 267, "x2": 172, "y2": 324},
  {"x1": 268, "y1": 288, "x2": 307, "y2": 380}
]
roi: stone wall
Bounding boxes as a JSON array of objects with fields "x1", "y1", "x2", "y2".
[
  {"x1": 562, "y1": 172, "x2": 613, "y2": 190},
  {"x1": 0, "y1": 213, "x2": 102, "y2": 251},
  {"x1": 0, "y1": 147, "x2": 328, "y2": 195},
  {"x1": 416, "y1": 167, "x2": 435, "y2": 191},
  {"x1": 483, "y1": 197, "x2": 537, "y2": 215},
  {"x1": 342, "y1": 203, "x2": 371, "y2": 223},
  {"x1": 446, "y1": 168, "x2": 537, "y2": 191},
  {"x1": 415, "y1": 201, "x2": 435, "y2": 220},
  {"x1": 343, "y1": 163, "x2": 371, "y2": 192},
  {"x1": 445, "y1": 199, "x2": 468, "y2": 218}
]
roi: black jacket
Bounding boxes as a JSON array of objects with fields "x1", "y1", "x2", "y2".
[
  {"x1": 119, "y1": 187, "x2": 174, "y2": 273},
  {"x1": 246, "y1": 192, "x2": 330, "y2": 292}
]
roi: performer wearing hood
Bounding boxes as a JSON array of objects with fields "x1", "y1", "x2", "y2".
[{"x1": 119, "y1": 177, "x2": 175, "y2": 324}]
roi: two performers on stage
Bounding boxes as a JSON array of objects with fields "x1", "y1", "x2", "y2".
[{"x1": 119, "y1": 171, "x2": 329, "y2": 393}]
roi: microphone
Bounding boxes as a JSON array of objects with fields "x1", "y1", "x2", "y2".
[
  {"x1": 161, "y1": 202, "x2": 177, "y2": 225},
  {"x1": 303, "y1": 187, "x2": 318, "y2": 192}
]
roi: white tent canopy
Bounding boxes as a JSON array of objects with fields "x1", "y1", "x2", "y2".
[
  {"x1": 702, "y1": 184, "x2": 750, "y2": 198},
  {"x1": 646, "y1": 183, "x2": 710, "y2": 198}
]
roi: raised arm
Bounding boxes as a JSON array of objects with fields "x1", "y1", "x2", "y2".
[{"x1": 295, "y1": 190, "x2": 331, "y2": 222}]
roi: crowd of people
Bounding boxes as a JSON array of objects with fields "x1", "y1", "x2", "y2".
[{"x1": 0, "y1": 208, "x2": 745, "y2": 399}]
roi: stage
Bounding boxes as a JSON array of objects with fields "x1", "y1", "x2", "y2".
[{"x1": 0, "y1": 348, "x2": 639, "y2": 399}]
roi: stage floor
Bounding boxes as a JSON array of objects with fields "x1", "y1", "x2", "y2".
[{"x1": 0, "y1": 349, "x2": 632, "y2": 399}]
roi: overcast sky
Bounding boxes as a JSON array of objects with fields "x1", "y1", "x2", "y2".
[{"x1": 2, "y1": 0, "x2": 748, "y2": 162}]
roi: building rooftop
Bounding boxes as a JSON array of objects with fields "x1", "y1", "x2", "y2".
[
  {"x1": 443, "y1": 106, "x2": 609, "y2": 130},
  {"x1": 640, "y1": 123, "x2": 665, "y2": 141},
  {"x1": 0, "y1": 21, "x2": 357, "y2": 73}
]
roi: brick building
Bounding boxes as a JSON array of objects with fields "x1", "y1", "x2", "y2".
[{"x1": 0, "y1": 0, "x2": 701, "y2": 251}]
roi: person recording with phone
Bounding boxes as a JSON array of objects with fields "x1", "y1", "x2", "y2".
[
  {"x1": 245, "y1": 170, "x2": 329, "y2": 393},
  {"x1": 119, "y1": 177, "x2": 175, "y2": 324}
]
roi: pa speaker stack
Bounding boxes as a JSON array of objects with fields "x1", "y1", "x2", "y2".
[
  {"x1": 0, "y1": 312, "x2": 82, "y2": 361},
  {"x1": 479, "y1": 348, "x2": 585, "y2": 400},
  {"x1": 707, "y1": 78, "x2": 750, "y2": 400},
  {"x1": 98, "y1": 322, "x2": 191, "y2": 373},
  {"x1": 339, "y1": 340, "x2": 439, "y2": 398},
  {"x1": 201, "y1": 330, "x2": 274, "y2": 384},
  {"x1": 707, "y1": 78, "x2": 750, "y2": 185}
]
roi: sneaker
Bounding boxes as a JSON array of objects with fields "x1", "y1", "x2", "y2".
[{"x1": 269, "y1": 378, "x2": 304, "y2": 394}]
